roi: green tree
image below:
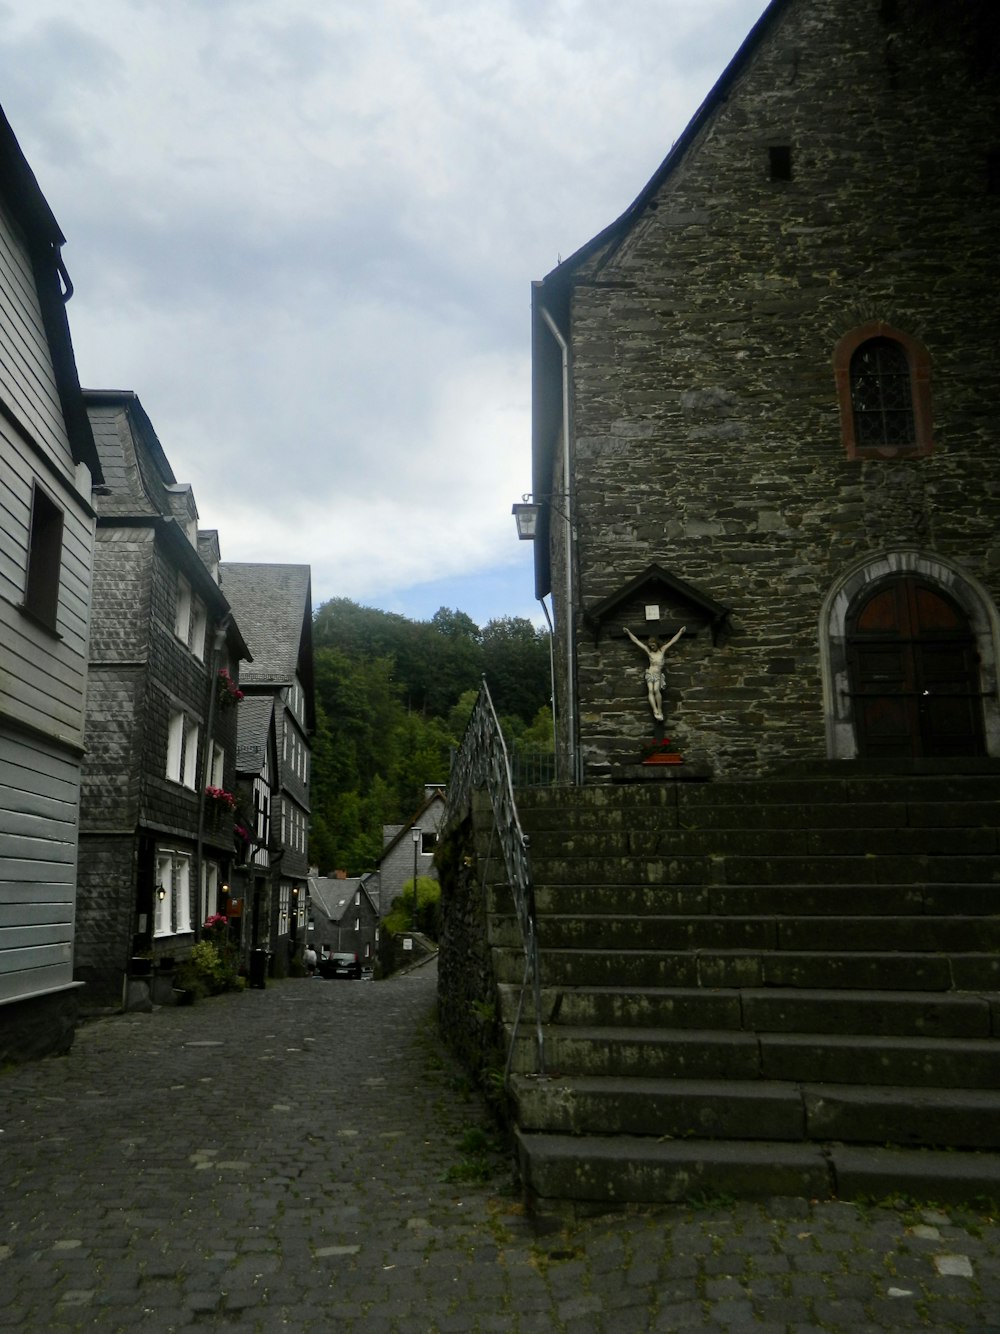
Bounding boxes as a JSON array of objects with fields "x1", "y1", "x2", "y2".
[{"x1": 480, "y1": 616, "x2": 551, "y2": 723}]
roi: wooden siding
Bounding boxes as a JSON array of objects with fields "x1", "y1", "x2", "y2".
[
  {"x1": 0, "y1": 198, "x2": 76, "y2": 479},
  {"x1": 0, "y1": 727, "x2": 78, "y2": 1003},
  {"x1": 0, "y1": 424, "x2": 95, "y2": 745}
]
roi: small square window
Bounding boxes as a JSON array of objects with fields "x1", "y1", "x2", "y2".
[
  {"x1": 768, "y1": 145, "x2": 793, "y2": 181},
  {"x1": 23, "y1": 483, "x2": 64, "y2": 630}
]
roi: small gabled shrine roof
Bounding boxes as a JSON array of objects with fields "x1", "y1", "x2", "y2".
[{"x1": 583, "y1": 563, "x2": 730, "y2": 641}]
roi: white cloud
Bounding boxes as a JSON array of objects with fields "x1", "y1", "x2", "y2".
[{"x1": 0, "y1": 0, "x2": 770, "y2": 617}]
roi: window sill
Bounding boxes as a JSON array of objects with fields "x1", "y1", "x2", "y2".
[{"x1": 17, "y1": 602, "x2": 62, "y2": 639}]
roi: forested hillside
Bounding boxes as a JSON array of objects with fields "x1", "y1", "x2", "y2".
[{"x1": 308, "y1": 599, "x2": 551, "y2": 874}]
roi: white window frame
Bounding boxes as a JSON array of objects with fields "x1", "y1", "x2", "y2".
[
  {"x1": 154, "y1": 848, "x2": 194, "y2": 938},
  {"x1": 166, "y1": 711, "x2": 200, "y2": 789},
  {"x1": 210, "y1": 741, "x2": 225, "y2": 788},
  {"x1": 174, "y1": 574, "x2": 192, "y2": 644},
  {"x1": 189, "y1": 597, "x2": 207, "y2": 661},
  {"x1": 201, "y1": 859, "x2": 220, "y2": 927}
]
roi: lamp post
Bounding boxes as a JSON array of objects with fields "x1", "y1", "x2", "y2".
[{"x1": 411, "y1": 826, "x2": 421, "y2": 933}]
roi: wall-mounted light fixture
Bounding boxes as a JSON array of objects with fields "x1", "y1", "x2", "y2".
[
  {"x1": 512, "y1": 497, "x2": 541, "y2": 541},
  {"x1": 511, "y1": 493, "x2": 571, "y2": 541},
  {"x1": 156, "y1": 883, "x2": 167, "y2": 902}
]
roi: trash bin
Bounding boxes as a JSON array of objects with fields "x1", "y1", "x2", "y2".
[{"x1": 249, "y1": 948, "x2": 268, "y2": 990}]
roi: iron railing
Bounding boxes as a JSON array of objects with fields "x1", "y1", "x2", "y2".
[{"x1": 445, "y1": 680, "x2": 545, "y2": 1079}]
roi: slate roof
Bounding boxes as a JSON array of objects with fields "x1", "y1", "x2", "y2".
[
  {"x1": 308, "y1": 875, "x2": 376, "y2": 925},
  {"x1": 219, "y1": 563, "x2": 313, "y2": 690},
  {"x1": 235, "y1": 695, "x2": 274, "y2": 776},
  {"x1": 378, "y1": 789, "x2": 446, "y2": 863},
  {"x1": 85, "y1": 391, "x2": 175, "y2": 520}
]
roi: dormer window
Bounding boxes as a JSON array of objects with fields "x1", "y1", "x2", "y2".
[{"x1": 833, "y1": 322, "x2": 933, "y2": 460}]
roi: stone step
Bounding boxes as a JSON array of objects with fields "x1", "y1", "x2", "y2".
[
  {"x1": 510, "y1": 1074, "x2": 1000, "y2": 1149},
  {"x1": 515, "y1": 773, "x2": 1000, "y2": 816},
  {"x1": 514, "y1": 1131, "x2": 1000, "y2": 1211},
  {"x1": 520, "y1": 798, "x2": 1000, "y2": 834},
  {"x1": 525, "y1": 826, "x2": 998, "y2": 859},
  {"x1": 496, "y1": 984, "x2": 999, "y2": 1038},
  {"x1": 524, "y1": 913, "x2": 1000, "y2": 953},
  {"x1": 493, "y1": 945, "x2": 1000, "y2": 991},
  {"x1": 490, "y1": 881, "x2": 1000, "y2": 918},
  {"x1": 522, "y1": 851, "x2": 998, "y2": 886},
  {"x1": 509, "y1": 1025, "x2": 1000, "y2": 1088}
]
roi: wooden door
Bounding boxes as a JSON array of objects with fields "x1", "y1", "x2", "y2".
[{"x1": 847, "y1": 577, "x2": 985, "y2": 759}]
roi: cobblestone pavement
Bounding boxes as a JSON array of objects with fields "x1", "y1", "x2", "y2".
[{"x1": 2, "y1": 963, "x2": 1000, "y2": 1333}]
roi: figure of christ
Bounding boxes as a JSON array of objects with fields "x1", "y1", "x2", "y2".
[{"x1": 624, "y1": 625, "x2": 686, "y2": 723}]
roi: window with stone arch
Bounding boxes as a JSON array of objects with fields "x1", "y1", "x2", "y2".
[{"x1": 833, "y1": 321, "x2": 933, "y2": 460}]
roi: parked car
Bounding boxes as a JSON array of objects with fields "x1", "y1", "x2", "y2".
[{"x1": 320, "y1": 952, "x2": 361, "y2": 980}]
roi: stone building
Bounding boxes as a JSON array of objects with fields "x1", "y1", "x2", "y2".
[
  {"x1": 0, "y1": 106, "x2": 105, "y2": 1060},
  {"x1": 377, "y1": 787, "x2": 445, "y2": 917},
  {"x1": 219, "y1": 564, "x2": 315, "y2": 971},
  {"x1": 76, "y1": 391, "x2": 249, "y2": 1008},
  {"x1": 526, "y1": 0, "x2": 1000, "y2": 782},
  {"x1": 306, "y1": 872, "x2": 379, "y2": 970}
]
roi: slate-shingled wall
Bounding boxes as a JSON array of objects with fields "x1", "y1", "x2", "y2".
[{"x1": 559, "y1": 0, "x2": 1000, "y2": 778}]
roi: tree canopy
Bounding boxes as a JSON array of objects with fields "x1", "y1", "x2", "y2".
[{"x1": 308, "y1": 600, "x2": 551, "y2": 874}]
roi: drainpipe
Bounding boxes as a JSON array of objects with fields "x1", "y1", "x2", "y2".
[
  {"x1": 195, "y1": 616, "x2": 231, "y2": 938},
  {"x1": 539, "y1": 595, "x2": 559, "y2": 784},
  {"x1": 538, "y1": 305, "x2": 580, "y2": 785}
]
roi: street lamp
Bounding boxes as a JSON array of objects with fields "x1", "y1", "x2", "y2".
[
  {"x1": 512, "y1": 497, "x2": 542, "y2": 541},
  {"x1": 411, "y1": 827, "x2": 421, "y2": 933}
]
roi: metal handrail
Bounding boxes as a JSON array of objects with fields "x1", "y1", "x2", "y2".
[{"x1": 444, "y1": 679, "x2": 545, "y2": 1079}]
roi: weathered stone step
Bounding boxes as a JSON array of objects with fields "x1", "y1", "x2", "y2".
[
  {"x1": 510, "y1": 1075, "x2": 1000, "y2": 1149},
  {"x1": 525, "y1": 826, "x2": 998, "y2": 859},
  {"x1": 523, "y1": 852, "x2": 998, "y2": 886},
  {"x1": 490, "y1": 881, "x2": 1000, "y2": 918},
  {"x1": 492, "y1": 945, "x2": 1000, "y2": 991},
  {"x1": 515, "y1": 1131, "x2": 1000, "y2": 1210},
  {"x1": 510, "y1": 1026, "x2": 1000, "y2": 1088},
  {"x1": 526, "y1": 913, "x2": 1000, "y2": 953},
  {"x1": 515, "y1": 773, "x2": 1000, "y2": 815},
  {"x1": 497, "y1": 983, "x2": 998, "y2": 1038},
  {"x1": 529, "y1": 882, "x2": 1000, "y2": 917},
  {"x1": 520, "y1": 798, "x2": 1000, "y2": 834}
]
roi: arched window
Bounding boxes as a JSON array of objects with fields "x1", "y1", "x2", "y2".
[{"x1": 833, "y1": 321, "x2": 933, "y2": 460}]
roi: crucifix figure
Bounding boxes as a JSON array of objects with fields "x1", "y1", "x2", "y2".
[{"x1": 624, "y1": 625, "x2": 686, "y2": 722}]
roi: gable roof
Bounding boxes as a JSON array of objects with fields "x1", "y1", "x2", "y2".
[
  {"x1": 583, "y1": 564, "x2": 731, "y2": 642},
  {"x1": 219, "y1": 563, "x2": 314, "y2": 723},
  {"x1": 529, "y1": 0, "x2": 787, "y2": 600},
  {"x1": 308, "y1": 874, "x2": 377, "y2": 924},
  {"x1": 0, "y1": 105, "x2": 102, "y2": 482},
  {"x1": 377, "y1": 788, "x2": 446, "y2": 865}
]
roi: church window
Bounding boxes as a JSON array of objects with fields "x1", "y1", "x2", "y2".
[
  {"x1": 768, "y1": 145, "x2": 792, "y2": 181},
  {"x1": 833, "y1": 322, "x2": 933, "y2": 460}
]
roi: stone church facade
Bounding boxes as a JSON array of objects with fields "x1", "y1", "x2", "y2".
[{"x1": 528, "y1": 0, "x2": 1000, "y2": 782}]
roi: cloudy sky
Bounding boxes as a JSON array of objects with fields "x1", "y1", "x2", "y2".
[{"x1": 1, "y1": 0, "x2": 769, "y2": 627}]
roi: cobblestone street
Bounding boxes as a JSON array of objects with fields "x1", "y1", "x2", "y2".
[{"x1": 2, "y1": 964, "x2": 1000, "y2": 1332}]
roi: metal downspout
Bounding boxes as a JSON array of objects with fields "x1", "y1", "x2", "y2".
[{"x1": 538, "y1": 305, "x2": 580, "y2": 785}]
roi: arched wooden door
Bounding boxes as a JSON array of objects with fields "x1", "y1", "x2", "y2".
[{"x1": 847, "y1": 577, "x2": 985, "y2": 758}]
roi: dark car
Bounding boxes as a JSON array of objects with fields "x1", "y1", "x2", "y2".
[{"x1": 320, "y1": 951, "x2": 361, "y2": 980}]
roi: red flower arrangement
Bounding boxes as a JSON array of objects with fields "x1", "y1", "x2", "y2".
[
  {"x1": 204, "y1": 785, "x2": 237, "y2": 811},
  {"x1": 216, "y1": 669, "x2": 244, "y2": 708}
]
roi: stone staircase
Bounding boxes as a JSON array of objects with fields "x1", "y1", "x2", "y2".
[{"x1": 488, "y1": 770, "x2": 1000, "y2": 1212}]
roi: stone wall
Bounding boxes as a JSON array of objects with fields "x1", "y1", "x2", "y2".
[
  {"x1": 0, "y1": 989, "x2": 78, "y2": 1065},
  {"x1": 435, "y1": 797, "x2": 504, "y2": 1089},
  {"x1": 546, "y1": 0, "x2": 1000, "y2": 779},
  {"x1": 75, "y1": 834, "x2": 135, "y2": 1009}
]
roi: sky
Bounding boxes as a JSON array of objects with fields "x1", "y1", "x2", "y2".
[{"x1": 0, "y1": 0, "x2": 770, "y2": 628}]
